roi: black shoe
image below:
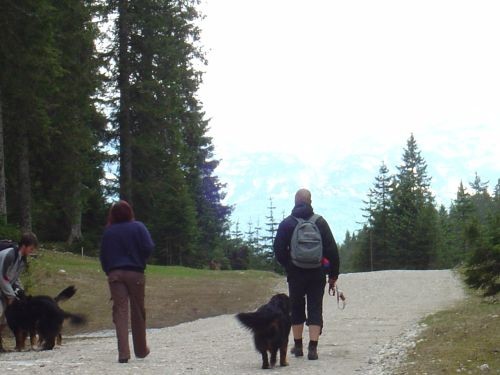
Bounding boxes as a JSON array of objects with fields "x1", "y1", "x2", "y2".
[
  {"x1": 308, "y1": 345, "x2": 318, "y2": 360},
  {"x1": 290, "y1": 345, "x2": 303, "y2": 357},
  {"x1": 118, "y1": 358, "x2": 129, "y2": 364},
  {"x1": 136, "y1": 347, "x2": 150, "y2": 359}
]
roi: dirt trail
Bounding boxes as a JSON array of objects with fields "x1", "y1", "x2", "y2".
[{"x1": 0, "y1": 270, "x2": 464, "y2": 374}]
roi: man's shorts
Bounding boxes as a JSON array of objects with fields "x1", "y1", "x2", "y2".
[{"x1": 287, "y1": 267, "x2": 326, "y2": 326}]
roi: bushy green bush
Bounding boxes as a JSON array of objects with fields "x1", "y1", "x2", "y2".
[{"x1": 465, "y1": 215, "x2": 500, "y2": 296}]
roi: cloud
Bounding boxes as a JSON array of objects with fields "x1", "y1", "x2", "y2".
[{"x1": 198, "y1": 0, "x2": 500, "y2": 239}]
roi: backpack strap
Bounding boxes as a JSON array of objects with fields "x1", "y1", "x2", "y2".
[
  {"x1": 9, "y1": 246, "x2": 19, "y2": 261},
  {"x1": 292, "y1": 216, "x2": 304, "y2": 224},
  {"x1": 308, "y1": 214, "x2": 321, "y2": 223},
  {"x1": 293, "y1": 214, "x2": 321, "y2": 224}
]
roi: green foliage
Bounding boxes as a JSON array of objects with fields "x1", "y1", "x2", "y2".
[
  {"x1": 227, "y1": 244, "x2": 250, "y2": 270},
  {"x1": 345, "y1": 134, "x2": 500, "y2": 290},
  {"x1": 350, "y1": 135, "x2": 440, "y2": 271},
  {"x1": 465, "y1": 212, "x2": 500, "y2": 296},
  {"x1": 107, "y1": 0, "x2": 230, "y2": 266},
  {"x1": 210, "y1": 245, "x2": 231, "y2": 270},
  {"x1": 0, "y1": 1, "x2": 230, "y2": 265},
  {"x1": 0, "y1": 0, "x2": 106, "y2": 242}
]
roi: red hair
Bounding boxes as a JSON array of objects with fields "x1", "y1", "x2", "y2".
[{"x1": 107, "y1": 200, "x2": 135, "y2": 225}]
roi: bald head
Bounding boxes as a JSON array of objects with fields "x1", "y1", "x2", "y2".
[{"x1": 295, "y1": 188, "x2": 312, "y2": 206}]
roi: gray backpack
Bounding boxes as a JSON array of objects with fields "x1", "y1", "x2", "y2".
[{"x1": 290, "y1": 214, "x2": 323, "y2": 268}]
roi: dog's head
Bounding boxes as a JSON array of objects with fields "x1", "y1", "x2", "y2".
[
  {"x1": 270, "y1": 293, "x2": 290, "y2": 314},
  {"x1": 5, "y1": 290, "x2": 31, "y2": 314}
]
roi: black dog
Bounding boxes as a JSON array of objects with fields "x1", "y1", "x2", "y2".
[
  {"x1": 5, "y1": 286, "x2": 86, "y2": 351},
  {"x1": 236, "y1": 293, "x2": 291, "y2": 369}
]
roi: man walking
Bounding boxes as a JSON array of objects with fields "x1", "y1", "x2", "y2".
[
  {"x1": 0, "y1": 232, "x2": 38, "y2": 351},
  {"x1": 274, "y1": 189, "x2": 340, "y2": 360}
]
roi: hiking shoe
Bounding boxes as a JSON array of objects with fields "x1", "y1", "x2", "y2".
[
  {"x1": 136, "y1": 347, "x2": 150, "y2": 359},
  {"x1": 308, "y1": 345, "x2": 318, "y2": 360},
  {"x1": 290, "y1": 345, "x2": 304, "y2": 357}
]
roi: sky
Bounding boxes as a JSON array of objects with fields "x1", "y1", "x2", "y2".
[{"x1": 196, "y1": 0, "x2": 500, "y2": 240}]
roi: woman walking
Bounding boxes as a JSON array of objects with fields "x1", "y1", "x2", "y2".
[{"x1": 100, "y1": 200, "x2": 154, "y2": 363}]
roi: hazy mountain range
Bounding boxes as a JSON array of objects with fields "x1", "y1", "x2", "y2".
[{"x1": 216, "y1": 147, "x2": 499, "y2": 242}]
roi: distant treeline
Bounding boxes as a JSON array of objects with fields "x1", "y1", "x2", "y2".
[
  {"x1": 339, "y1": 135, "x2": 499, "y2": 295},
  {"x1": 0, "y1": 1, "x2": 232, "y2": 267}
]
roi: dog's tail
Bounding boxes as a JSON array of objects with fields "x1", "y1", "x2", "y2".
[
  {"x1": 54, "y1": 286, "x2": 77, "y2": 303},
  {"x1": 236, "y1": 311, "x2": 279, "y2": 332},
  {"x1": 63, "y1": 311, "x2": 86, "y2": 326}
]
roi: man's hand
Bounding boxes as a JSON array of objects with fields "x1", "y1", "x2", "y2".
[
  {"x1": 327, "y1": 277, "x2": 338, "y2": 296},
  {"x1": 328, "y1": 277, "x2": 337, "y2": 288},
  {"x1": 6, "y1": 297, "x2": 16, "y2": 305},
  {"x1": 14, "y1": 288, "x2": 25, "y2": 300}
]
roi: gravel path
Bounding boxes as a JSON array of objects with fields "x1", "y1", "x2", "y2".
[{"x1": 0, "y1": 270, "x2": 464, "y2": 374}]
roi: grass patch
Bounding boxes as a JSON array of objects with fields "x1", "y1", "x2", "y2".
[
  {"x1": 397, "y1": 289, "x2": 500, "y2": 374},
  {"x1": 3, "y1": 248, "x2": 279, "y2": 344}
]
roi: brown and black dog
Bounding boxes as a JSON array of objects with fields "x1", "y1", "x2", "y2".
[
  {"x1": 5, "y1": 286, "x2": 86, "y2": 351},
  {"x1": 236, "y1": 293, "x2": 291, "y2": 369}
]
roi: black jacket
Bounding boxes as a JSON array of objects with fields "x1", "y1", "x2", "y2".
[{"x1": 273, "y1": 203, "x2": 340, "y2": 279}]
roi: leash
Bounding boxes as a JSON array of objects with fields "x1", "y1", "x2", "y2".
[{"x1": 328, "y1": 284, "x2": 346, "y2": 310}]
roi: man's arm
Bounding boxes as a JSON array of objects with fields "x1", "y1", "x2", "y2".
[
  {"x1": 10, "y1": 275, "x2": 24, "y2": 295},
  {"x1": 0, "y1": 249, "x2": 18, "y2": 298},
  {"x1": 273, "y1": 220, "x2": 292, "y2": 268},
  {"x1": 318, "y1": 218, "x2": 340, "y2": 280}
]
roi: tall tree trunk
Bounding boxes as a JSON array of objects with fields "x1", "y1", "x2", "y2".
[
  {"x1": 0, "y1": 89, "x2": 7, "y2": 224},
  {"x1": 118, "y1": 0, "x2": 132, "y2": 204},
  {"x1": 19, "y1": 128, "x2": 32, "y2": 232},
  {"x1": 67, "y1": 177, "x2": 82, "y2": 245}
]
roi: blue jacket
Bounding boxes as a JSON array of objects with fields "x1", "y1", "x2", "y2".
[{"x1": 100, "y1": 221, "x2": 154, "y2": 275}]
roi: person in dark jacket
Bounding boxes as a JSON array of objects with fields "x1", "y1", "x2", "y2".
[
  {"x1": 274, "y1": 189, "x2": 340, "y2": 360},
  {"x1": 100, "y1": 200, "x2": 154, "y2": 363}
]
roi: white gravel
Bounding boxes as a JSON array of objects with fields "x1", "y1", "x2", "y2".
[{"x1": 0, "y1": 270, "x2": 464, "y2": 374}]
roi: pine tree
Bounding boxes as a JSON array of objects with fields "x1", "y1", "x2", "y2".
[
  {"x1": 263, "y1": 197, "x2": 278, "y2": 263},
  {"x1": 245, "y1": 219, "x2": 254, "y2": 244},
  {"x1": 389, "y1": 134, "x2": 437, "y2": 269},
  {"x1": 254, "y1": 219, "x2": 263, "y2": 250},
  {"x1": 338, "y1": 230, "x2": 357, "y2": 273},
  {"x1": 364, "y1": 162, "x2": 394, "y2": 270},
  {"x1": 494, "y1": 179, "x2": 500, "y2": 201},
  {"x1": 232, "y1": 220, "x2": 243, "y2": 240},
  {"x1": 49, "y1": 0, "x2": 105, "y2": 244},
  {"x1": 182, "y1": 113, "x2": 231, "y2": 264},
  {"x1": 494, "y1": 179, "x2": 500, "y2": 212},
  {"x1": 469, "y1": 173, "x2": 491, "y2": 225},
  {"x1": 116, "y1": 0, "x2": 133, "y2": 203},
  {"x1": 432, "y1": 205, "x2": 458, "y2": 268},
  {"x1": 103, "y1": 0, "x2": 229, "y2": 265},
  {"x1": 448, "y1": 181, "x2": 475, "y2": 259},
  {"x1": 465, "y1": 208, "x2": 500, "y2": 296},
  {"x1": 0, "y1": 87, "x2": 6, "y2": 224},
  {"x1": 0, "y1": 0, "x2": 61, "y2": 231}
]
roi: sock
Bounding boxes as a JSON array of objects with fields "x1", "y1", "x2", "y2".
[
  {"x1": 294, "y1": 338, "x2": 303, "y2": 347},
  {"x1": 309, "y1": 340, "x2": 318, "y2": 349}
]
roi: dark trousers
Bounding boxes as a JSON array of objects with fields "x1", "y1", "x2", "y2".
[
  {"x1": 288, "y1": 267, "x2": 326, "y2": 326},
  {"x1": 108, "y1": 269, "x2": 148, "y2": 360}
]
